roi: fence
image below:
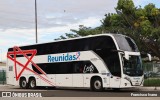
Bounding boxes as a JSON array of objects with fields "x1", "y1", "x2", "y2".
[
  {"x1": 0, "y1": 69, "x2": 6, "y2": 84},
  {"x1": 143, "y1": 62, "x2": 160, "y2": 86}
]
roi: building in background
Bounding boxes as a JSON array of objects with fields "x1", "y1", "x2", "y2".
[
  {"x1": 0, "y1": 62, "x2": 6, "y2": 67},
  {"x1": 0, "y1": 62, "x2": 6, "y2": 71}
]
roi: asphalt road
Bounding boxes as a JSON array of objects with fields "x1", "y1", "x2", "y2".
[
  {"x1": 0, "y1": 85, "x2": 159, "y2": 97},
  {"x1": 0, "y1": 85, "x2": 160, "y2": 100}
]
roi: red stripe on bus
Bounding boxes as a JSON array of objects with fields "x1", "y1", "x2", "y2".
[{"x1": 7, "y1": 46, "x2": 55, "y2": 86}]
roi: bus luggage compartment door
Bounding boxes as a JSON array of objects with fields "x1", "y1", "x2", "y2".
[
  {"x1": 109, "y1": 76, "x2": 121, "y2": 88},
  {"x1": 73, "y1": 74, "x2": 83, "y2": 87},
  {"x1": 56, "y1": 74, "x2": 72, "y2": 87}
]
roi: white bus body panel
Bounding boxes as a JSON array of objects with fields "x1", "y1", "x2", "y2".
[
  {"x1": 56, "y1": 74, "x2": 72, "y2": 87},
  {"x1": 6, "y1": 34, "x2": 143, "y2": 89},
  {"x1": 109, "y1": 76, "x2": 121, "y2": 88},
  {"x1": 73, "y1": 74, "x2": 84, "y2": 87},
  {"x1": 6, "y1": 50, "x2": 136, "y2": 89},
  {"x1": 6, "y1": 59, "x2": 14, "y2": 85}
]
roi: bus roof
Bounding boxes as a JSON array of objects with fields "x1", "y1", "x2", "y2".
[{"x1": 8, "y1": 33, "x2": 127, "y2": 50}]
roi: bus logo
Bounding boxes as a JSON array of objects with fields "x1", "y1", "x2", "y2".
[{"x1": 48, "y1": 52, "x2": 80, "y2": 62}]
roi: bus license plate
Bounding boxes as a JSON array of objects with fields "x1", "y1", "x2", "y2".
[{"x1": 135, "y1": 83, "x2": 139, "y2": 85}]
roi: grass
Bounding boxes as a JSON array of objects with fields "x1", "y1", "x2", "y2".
[{"x1": 144, "y1": 78, "x2": 160, "y2": 86}]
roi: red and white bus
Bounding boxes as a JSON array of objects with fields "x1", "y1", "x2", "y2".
[{"x1": 6, "y1": 34, "x2": 148, "y2": 91}]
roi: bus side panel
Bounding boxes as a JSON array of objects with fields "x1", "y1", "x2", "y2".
[
  {"x1": 7, "y1": 58, "x2": 21, "y2": 86},
  {"x1": 37, "y1": 74, "x2": 55, "y2": 87},
  {"x1": 56, "y1": 74, "x2": 72, "y2": 87},
  {"x1": 90, "y1": 60, "x2": 110, "y2": 88},
  {"x1": 19, "y1": 69, "x2": 53, "y2": 87},
  {"x1": 83, "y1": 74, "x2": 93, "y2": 87},
  {"x1": 6, "y1": 59, "x2": 15, "y2": 85},
  {"x1": 73, "y1": 74, "x2": 84, "y2": 87},
  {"x1": 35, "y1": 75, "x2": 41, "y2": 86}
]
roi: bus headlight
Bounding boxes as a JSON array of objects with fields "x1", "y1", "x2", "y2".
[{"x1": 124, "y1": 77, "x2": 133, "y2": 86}]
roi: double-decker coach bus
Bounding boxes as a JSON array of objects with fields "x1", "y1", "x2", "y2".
[{"x1": 7, "y1": 34, "x2": 146, "y2": 91}]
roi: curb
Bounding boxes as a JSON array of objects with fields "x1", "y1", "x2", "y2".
[{"x1": 135, "y1": 87, "x2": 160, "y2": 91}]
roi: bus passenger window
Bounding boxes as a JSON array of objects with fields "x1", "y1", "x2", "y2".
[
  {"x1": 83, "y1": 63, "x2": 98, "y2": 73},
  {"x1": 73, "y1": 62, "x2": 83, "y2": 73}
]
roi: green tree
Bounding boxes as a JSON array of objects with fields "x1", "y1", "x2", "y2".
[
  {"x1": 55, "y1": 33, "x2": 79, "y2": 40},
  {"x1": 56, "y1": 0, "x2": 160, "y2": 59},
  {"x1": 103, "y1": 1, "x2": 160, "y2": 58}
]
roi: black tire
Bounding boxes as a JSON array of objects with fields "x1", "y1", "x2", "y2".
[
  {"x1": 20, "y1": 78, "x2": 28, "y2": 89},
  {"x1": 91, "y1": 77, "x2": 103, "y2": 92},
  {"x1": 29, "y1": 78, "x2": 36, "y2": 89}
]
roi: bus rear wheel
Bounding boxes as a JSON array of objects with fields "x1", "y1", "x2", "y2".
[
  {"x1": 20, "y1": 78, "x2": 28, "y2": 89},
  {"x1": 91, "y1": 77, "x2": 103, "y2": 92},
  {"x1": 29, "y1": 78, "x2": 36, "y2": 89}
]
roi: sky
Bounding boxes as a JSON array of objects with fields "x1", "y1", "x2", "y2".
[{"x1": 0, "y1": 0, "x2": 160, "y2": 62}]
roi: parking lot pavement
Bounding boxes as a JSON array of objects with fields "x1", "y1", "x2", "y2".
[
  {"x1": 0, "y1": 85, "x2": 160, "y2": 98},
  {"x1": 0, "y1": 85, "x2": 160, "y2": 91},
  {"x1": 0, "y1": 87, "x2": 159, "y2": 100}
]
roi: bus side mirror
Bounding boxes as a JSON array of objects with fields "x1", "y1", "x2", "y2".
[
  {"x1": 141, "y1": 52, "x2": 152, "y2": 61},
  {"x1": 147, "y1": 53, "x2": 151, "y2": 61}
]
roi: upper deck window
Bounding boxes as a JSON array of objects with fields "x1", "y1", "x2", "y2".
[
  {"x1": 8, "y1": 35, "x2": 117, "y2": 56},
  {"x1": 113, "y1": 34, "x2": 139, "y2": 52}
]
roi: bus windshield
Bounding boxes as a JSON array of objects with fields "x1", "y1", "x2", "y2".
[{"x1": 123, "y1": 56, "x2": 143, "y2": 76}]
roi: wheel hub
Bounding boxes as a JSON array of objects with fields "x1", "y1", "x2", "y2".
[
  {"x1": 30, "y1": 80, "x2": 35, "y2": 88},
  {"x1": 22, "y1": 81, "x2": 26, "y2": 87},
  {"x1": 94, "y1": 80, "x2": 101, "y2": 89}
]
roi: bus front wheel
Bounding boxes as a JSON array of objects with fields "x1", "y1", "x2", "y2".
[
  {"x1": 29, "y1": 78, "x2": 36, "y2": 89},
  {"x1": 91, "y1": 77, "x2": 103, "y2": 92}
]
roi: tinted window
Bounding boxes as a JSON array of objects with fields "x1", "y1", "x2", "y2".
[
  {"x1": 9, "y1": 66, "x2": 13, "y2": 71},
  {"x1": 113, "y1": 34, "x2": 139, "y2": 52},
  {"x1": 89, "y1": 36, "x2": 116, "y2": 50},
  {"x1": 94, "y1": 48, "x2": 121, "y2": 77},
  {"x1": 32, "y1": 61, "x2": 98, "y2": 74},
  {"x1": 8, "y1": 36, "x2": 116, "y2": 57},
  {"x1": 73, "y1": 61, "x2": 98, "y2": 73}
]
